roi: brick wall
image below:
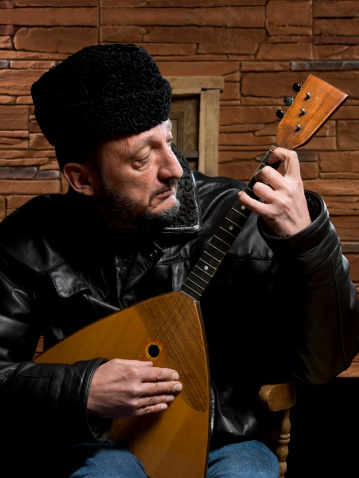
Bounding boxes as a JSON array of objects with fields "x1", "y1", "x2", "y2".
[{"x1": 0, "y1": 0, "x2": 359, "y2": 289}]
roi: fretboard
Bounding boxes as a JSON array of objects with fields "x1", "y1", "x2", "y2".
[{"x1": 180, "y1": 148, "x2": 277, "y2": 300}]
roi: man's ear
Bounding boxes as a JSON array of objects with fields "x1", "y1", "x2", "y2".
[{"x1": 62, "y1": 162, "x2": 98, "y2": 196}]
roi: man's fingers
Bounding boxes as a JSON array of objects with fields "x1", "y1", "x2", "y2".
[
  {"x1": 134, "y1": 392, "x2": 179, "y2": 416},
  {"x1": 239, "y1": 144, "x2": 311, "y2": 236},
  {"x1": 141, "y1": 365, "x2": 179, "y2": 383},
  {"x1": 254, "y1": 165, "x2": 283, "y2": 191},
  {"x1": 267, "y1": 147, "x2": 301, "y2": 178},
  {"x1": 239, "y1": 191, "x2": 268, "y2": 216},
  {"x1": 140, "y1": 380, "x2": 182, "y2": 397},
  {"x1": 267, "y1": 147, "x2": 287, "y2": 164},
  {"x1": 134, "y1": 363, "x2": 182, "y2": 397},
  {"x1": 251, "y1": 182, "x2": 276, "y2": 204},
  {"x1": 126, "y1": 390, "x2": 178, "y2": 418},
  {"x1": 88, "y1": 359, "x2": 182, "y2": 419},
  {"x1": 254, "y1": 148, "x2": 303, "y2": 196},
  {"x1": 141, "y1": 393, "x2": 175, "y2": 408},
  {"x1": 115, "y1": 358, "x2": 153, "y2": 367},
  {"x1": 134, "y1": 401, "x2": 173, "y2": 416},
  {"x1": 117, "y1": 361, "x2": 182, "y2": 395},
  {"x1": 113, "y1": 359, "x2": 179, "y2": 381}
]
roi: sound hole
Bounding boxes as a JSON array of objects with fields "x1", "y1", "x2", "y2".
[
  {"x1": 148, "y1": 344, "x2": 160, "y2": 358},
  {"x1": 144, "y1": 340, "x2": 164, "y2": 362}
]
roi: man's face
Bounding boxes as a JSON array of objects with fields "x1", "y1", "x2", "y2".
[{"x1": 92, "y1": 119, "x2": 184, "y2": 232}]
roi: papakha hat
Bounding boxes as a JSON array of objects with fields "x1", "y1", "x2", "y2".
[{"x1": 31, "y1": 44, "x2": 172, "y2": 154}]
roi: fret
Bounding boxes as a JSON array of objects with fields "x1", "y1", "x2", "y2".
[
  {"x1": 258, "y1": 162, "x2": 266, "y2": 170},
  {"x1": 195, "y1": 264, "x2": 213, "y2": 278},
  {"x1": 199, "y1": 258, "x2": 216, "y2": 271},
  {"x1": 211, "y1": 236, "x2": 231, "y2": 256},
  {"x1": 204, "y1": 250, "x2": 221, "y2": 262},
  {"x1": 231, "y1": 207, "x2": 248, "y2": 219},
  {"x1": 191, "y1": 271, "x2": 210, "y2": 285},
  {"x1": 220, "y1": 226, "x2": 236, "y2": 238},
  {"x1": 245, "y1": 184, "x2": 255, "y2": 196},
  {"x1": 209, "y1": 242, "x2": 227, "y2": 255},
  {"x1": 244, "y1": 185, "x2": 260, "y2": 202},
  {"x1": 231, "y1": 207, "x2": 241, "y2": 215},
  {"x1": 214, "y1": 234, "x2": 231, "y2": 247},
  {"x1": 225, "y1": 217, "x2": 241, "y2": 228},
  {"x1": 187, "y1": 277, "x2": 206, "y2": 291},
  {"x1": 181, "y1": 282, "x2": 201, "y2": 298},
  {"x1": 254, "y1": 150, "x2": 274, "y2": 172}
]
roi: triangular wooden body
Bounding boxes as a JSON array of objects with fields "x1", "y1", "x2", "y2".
[{"x1": 34, "y1": 290, "x2": 210, "y2": 478}]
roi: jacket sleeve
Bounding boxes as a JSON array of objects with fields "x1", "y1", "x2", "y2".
[
  {"x1": 258, "y1": 191, "x2": 359, "y2": 385},
  {"x1": 0, "y1": 256, "x2": 111, "y2": 446}
]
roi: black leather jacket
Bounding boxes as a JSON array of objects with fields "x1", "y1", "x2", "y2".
[{"x1": 0, "y1": 154, "x2": 358, "y2": 474}]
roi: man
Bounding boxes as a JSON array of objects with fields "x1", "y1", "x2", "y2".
[{"x1": 0, "y1": 44, "x2": 357, "y2": 477}]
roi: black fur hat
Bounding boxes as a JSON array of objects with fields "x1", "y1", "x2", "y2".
[{"x1": 31, "y1": 44, "x2": 172, "y2": 164}]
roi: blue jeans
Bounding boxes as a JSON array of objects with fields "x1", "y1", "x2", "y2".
[{"x1": 62, "y1": 439, "x2": 279, "y2": 478}]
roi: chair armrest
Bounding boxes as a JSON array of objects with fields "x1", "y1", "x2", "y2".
[
  {"x1": 258, "y1": 381, "x2": 296, "y2": 412},
  {"x1": 258, "y1": 381, "x2": 296, "y2": 478}
]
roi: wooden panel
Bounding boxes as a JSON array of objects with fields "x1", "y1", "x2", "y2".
[
  {"x1": 166, "y1": 76, "x2": 224, "y2": 96},
  {"x1": 198, "y1": 89, "x2": 220, "y2": 176},
  {"x1": 167, "y1": 76, "x2": 223, "y2": 176},
  {"x1": 170, "y1": 95, "x2": 199, "y2": 170}
]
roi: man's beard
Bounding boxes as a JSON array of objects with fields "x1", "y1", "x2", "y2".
[{"x1": 97, "y1": 177, "x2": 181, "y2": 233}]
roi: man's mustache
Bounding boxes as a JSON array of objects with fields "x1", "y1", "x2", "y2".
[{"x1": 151, "y1": 179, "x2": 179, "y2": 200}]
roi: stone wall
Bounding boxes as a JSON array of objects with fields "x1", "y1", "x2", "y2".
[{"x1": 0, "y1": 0, "x2": 359, "y2": 288}]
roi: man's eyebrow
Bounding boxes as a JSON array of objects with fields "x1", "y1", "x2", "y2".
[{"x1": 130, "y1": 121, "x2": 173, "y2": 156}]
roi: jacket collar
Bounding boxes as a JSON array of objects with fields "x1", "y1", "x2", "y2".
[{"x1": 159, "y1": 144, "x2": 202, "y2": 234}]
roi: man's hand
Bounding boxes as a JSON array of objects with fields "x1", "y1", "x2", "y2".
[
  {"x1": 238, "y1": 147, "x2": 311, "y2": 237},
  {"x1": 87, "y1": 359, "x2": 182, "y2": 418}
]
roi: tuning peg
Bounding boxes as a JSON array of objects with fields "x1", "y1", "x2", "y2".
[
  {"x1": 276, "y1": 109, "x2": 285, "y2": 119},
  {"x1": 284, "y1": 96, "x2": 294, "y2": 106},
  {"x1": 293, "y1": 83, "x2": 302, "y2": 92}
]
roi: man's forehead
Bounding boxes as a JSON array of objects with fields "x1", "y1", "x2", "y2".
[
  {"x1": 124, "y1": 119, "x2": 172, "y2": 147},
  {"x1": 145, "y1": 118, "x2": 172, "y2": 135},
  {"x1": 100, "y1": 119, "x2": 172, "y2": 155}
]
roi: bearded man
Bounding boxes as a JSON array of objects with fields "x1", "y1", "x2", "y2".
[{"x1": 0, "y1": 44, "x2": 357, "y2": 478}]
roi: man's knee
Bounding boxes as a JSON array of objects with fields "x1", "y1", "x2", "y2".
[
  {"x1": 207, "y1": 441, "x2": 279, "y2": 478},
  {"x1": 62, "y1": 441, "x2": 147, "y2": 478}
]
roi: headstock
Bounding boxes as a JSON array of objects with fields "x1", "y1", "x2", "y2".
[{"x1": 275, "y1": 74, "x2": 347, "y2": 150}]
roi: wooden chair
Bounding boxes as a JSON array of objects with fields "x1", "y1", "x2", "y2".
[{"x1": 258, "y1": 381, "x2": 296, "y2": 478}]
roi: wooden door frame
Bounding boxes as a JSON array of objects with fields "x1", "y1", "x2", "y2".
[{"x1": 166, "y1": 76, "x2": 224, "y2": 177}]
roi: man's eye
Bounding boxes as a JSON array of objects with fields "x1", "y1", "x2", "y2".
[
  {"x1": 136, "y1": 151, "x2": 151, "y2": 162},
  {"x1": 136, "y1": 156, "x2": 150, "y2": 164}
]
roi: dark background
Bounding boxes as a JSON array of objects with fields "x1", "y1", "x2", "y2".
[{"x1": 287, "y1": 377, "x2": 359, "y2": 477}]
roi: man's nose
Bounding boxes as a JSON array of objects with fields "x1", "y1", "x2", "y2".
[{"x1": 159, "y1": 148, "x2": 183, "y2": 180}]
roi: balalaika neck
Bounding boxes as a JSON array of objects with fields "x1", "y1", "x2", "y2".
[{"x1": 180, "y1": 147, "x2": 277, "y2": 300}]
